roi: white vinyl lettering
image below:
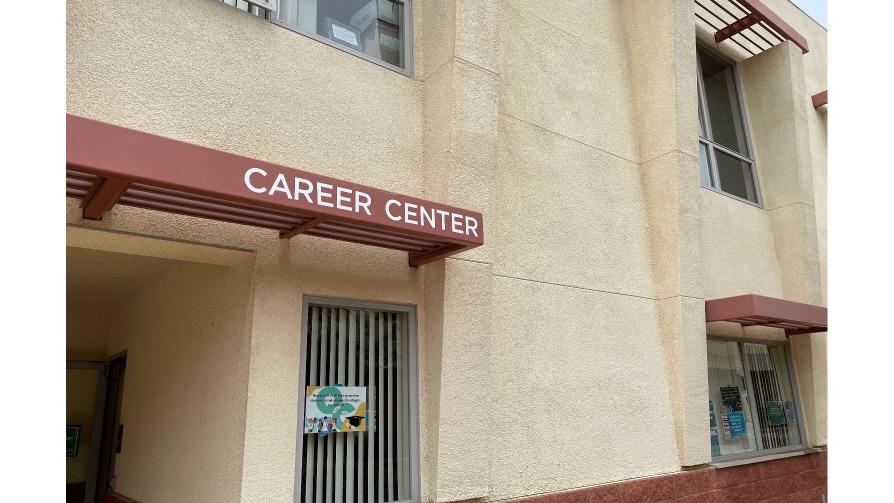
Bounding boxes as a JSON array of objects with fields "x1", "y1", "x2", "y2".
[
  {"x1": 244, "y1": 168, "x2": 268, "y2": 193},
  {"x1": 242, "y1": 168, "x2": 481, "y2": 242},
  {"x1": 465, "y1": 216, "x2": 479, "y2": 237},
  {"x1": 355, "y1": 191, "x2": 372, "y2": 215},
  {"x1": 420, "y1": 206, "x2": 435, "y2": 229},
  {"x1": 294, "y1": 177, "x2": 313, "y2": 204},
  {"x1": 386, "y1": 200, "x2": 402, "y2": 221},
  {"x1": 269, "y1": 173, "x2": 293, "y2": 199},
  {"x1": 336, "y1": 187, "x2": 352, "y2": 211},
  {"x1": 451, "y1": 213, "x2": 463, "y2": 234},
  {"x1": 404, "y1": 203, "x2": 418, "y2": 225},
  {"x1": 436, "y1": 209, "x2": 450, "y2": 231},
  {"x1": 316, "y1": 182, "x2": 334, "y2": 207}
]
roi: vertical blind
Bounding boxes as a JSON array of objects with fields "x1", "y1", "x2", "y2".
[
  {"x1": 300, "y1": 305, "x2": 413, "y2": 503},
  {"x1": 744, "y1": 343, "x2": 802, "y2": 450},
  {"x1": 706, "y1": 340, "x2": 757, "y2": 456}
]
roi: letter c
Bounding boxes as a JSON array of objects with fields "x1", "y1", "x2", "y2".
[
  {"x1": 385, "y1": 199, "x2": 402, "y2": 221},
  {"x1": 244, "y1": 167, "x2": 268, "y2": 193}
]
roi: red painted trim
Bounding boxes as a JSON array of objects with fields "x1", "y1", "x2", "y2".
[
  {"x1": 735, "y1": 0, "x2": 810, "y2": 54},
  {"x1": 82, "y1": 177, "x2": 130, "y2": 220},
  {"x1": 705, "y1": 294, "x2": 827, "y2": 335},
  {"x1": 66, "y1": 114, "x2": 484, "y2": 265},
  {"x1": 280, "y1": 216, "x2": 327, "y2": 239},
  {"x1": 714, "y1": 13, "x2": 761, "y2": 44},
  {"x1": 812, "y1": 90, "x2": 828, "y2": 108}
]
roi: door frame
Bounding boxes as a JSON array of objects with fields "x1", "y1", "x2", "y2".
[
  {"x1": 67, "y1": 360, "x2": 106, "y2": 503},
  {"x1": 68, "y1": 352, "x2": 127, "y2": 503}
]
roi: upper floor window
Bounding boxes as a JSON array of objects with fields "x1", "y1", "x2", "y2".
[
  {"x1": 697, "y1": 46, "x2": 761, "y2": 205},
  {"x1": 275, "y1": 0, "x2": 411, "y2": 75}
]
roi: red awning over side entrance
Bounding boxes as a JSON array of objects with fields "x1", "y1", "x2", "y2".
[
  {"x1": 705, "y1": 294, "x2": 827, "y2": 336},
  {"x1": 66, "y1": 114, "x2": 484, "y2": 266}
]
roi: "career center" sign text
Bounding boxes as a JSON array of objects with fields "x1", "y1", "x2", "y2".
[{"x1": 243, "y1": 167, "x2": 480, "y2": 238}]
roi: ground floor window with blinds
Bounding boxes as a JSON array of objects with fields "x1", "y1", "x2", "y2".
[
  {"x1": 707, "y1": 339, "x2": 805, "y2": 460},
  {"x1": 296, "y1": 299, "x2": 419, "y2": 503}
]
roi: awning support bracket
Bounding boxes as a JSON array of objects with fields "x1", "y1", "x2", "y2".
[
  {"x1": 280, "y1": 217, "x2": 327, "y2": 239},
  {"x1": 408, "y1": 243, "x2": 468, "y2": 267},
  {"x1": 714, "y1": 13, "x2": 761, "y2": 44},
  {"x1": 82, "y1": 176, "x2": 130, "y2": 220}
]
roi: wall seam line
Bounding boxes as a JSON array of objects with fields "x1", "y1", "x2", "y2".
[
  {"x1": 455, "y1": 57, "x2": 500, "y2": 77},
  {"x1": 639, "y1": 148, "x2": 699, "y2": 166},
  {"x1": 446, "y1": 256, "x2": 491, "y2": 266},
  {"x1": 504, "y1": 0, "x2": 591, "y2": 51},
  {"x1": 493, "y1": 273, "x2": 657, "y2": 301},
  {"x1": 765, "y1": 200, "x2": 816, "y2": 212},
  {"x1": 499, "y1": 112, "x2": 639, "y2": 165},
  {"x1": 422, "y1": 56, "x2": 455, "y2": 83}
]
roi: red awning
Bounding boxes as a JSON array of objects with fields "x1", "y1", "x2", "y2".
[
  {"x1": 812, "y1": 90, "x2": 828, "y2": 109},
  {"x1": 695, "y1": 0, "x2": 809, "y2": 57},
  {"x1": 66, "y1": 114, "x2": 484, "y2": 266},
  {"x1": 705, "y1": 294, "x2": 827, "y2": 336}
]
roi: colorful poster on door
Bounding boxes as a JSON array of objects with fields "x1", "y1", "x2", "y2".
[{"x1": 304, "y1": 386, "x2": 367, "y2": 434}]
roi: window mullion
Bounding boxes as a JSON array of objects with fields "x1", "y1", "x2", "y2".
[
  {"x1": 709, "y1": 140, "x2": 754, "y2": 163},
  {"x1": 707, "y1": 146, "x2": 722, "y2": 192}
]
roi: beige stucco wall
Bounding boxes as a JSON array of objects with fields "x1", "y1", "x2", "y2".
[
  {"x1": 66, "y1": 0, "x2": 827, "y2": 502},
  {"x1": 101, "y1": 256, "x2": 254, "y2": 503},
  {"x1": 68, "y1": 305, "x2": 112, "y2": 360}
]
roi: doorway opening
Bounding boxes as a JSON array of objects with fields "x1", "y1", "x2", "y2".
[
  {"x1": 66, "y1": 231, "x2": 254, "y2": 503},
  {"x1": 66, "y1": 355, "x2": 125, "y2": 503}
]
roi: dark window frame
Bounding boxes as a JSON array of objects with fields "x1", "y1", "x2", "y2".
[
  {"x1": 272, "y1": 0, "x2": 414, "y2": 77},
  {"x1": 217, "y1": 0, "x2": 414, "y2": 77},
  {"x1": 697, "y1": 45, "x2": 763, "y2": 207},
  {"x1": 707, "y1": 337, "x2": 809, "y2": 463}
]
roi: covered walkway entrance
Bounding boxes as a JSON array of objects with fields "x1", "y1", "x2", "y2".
[{"x1": 66, "y1": 226, "x2": 255, "y2": 503}]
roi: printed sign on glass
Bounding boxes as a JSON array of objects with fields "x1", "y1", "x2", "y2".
[
  {"x1": 720, "y1": 386, "x2": 748, "y2": 440},
  {"x1": 304, "y1": 385, "x2": 367, "y2": 434}
]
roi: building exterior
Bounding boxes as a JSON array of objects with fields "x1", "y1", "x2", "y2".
[{"x1": 65, "y1": 0, "x2": 827, "y2": 502}]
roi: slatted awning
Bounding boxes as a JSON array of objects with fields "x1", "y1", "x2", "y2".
[
  {"x1": 66, "y1": 114, "x2": 484, "y2": 266},
  {"x1": 694, "y1": 0, "x2": 809, "y2": 57},
  {"x1": 705, "y1": 294, "x2": 827, "y2": 336}
]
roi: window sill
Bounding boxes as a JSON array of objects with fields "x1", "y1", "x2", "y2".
[
  {"x1": 710, "y1": 447, "x2": 824, "y2": 469},
  {"x1": 700, "y1": 184, "x2": 763, "y2": 209}
]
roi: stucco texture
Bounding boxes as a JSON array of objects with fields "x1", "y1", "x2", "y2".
[
  {"x1": 65, "y1": 0, "x2": 827, "y2": 500},
  {"x1": 489, "y1": 277, "x2": 679, "y2": 499},
  {"x1": 67, "y1": 306, "x2": 112, "y2": 360},
  {"x1": 104, "y1": 258, "x2": 254, "y2": 503}
]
